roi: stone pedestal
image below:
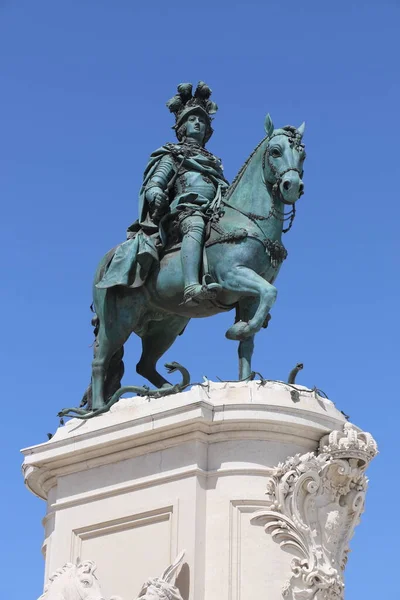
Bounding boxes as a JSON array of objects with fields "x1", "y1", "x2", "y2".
[{"x1": 22, "y1": 381, "x2": 377, "y2": 600}]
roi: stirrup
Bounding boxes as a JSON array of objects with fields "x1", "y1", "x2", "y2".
[{"x1": 183, "y1": 283, "x2": 222, "y2": 305}]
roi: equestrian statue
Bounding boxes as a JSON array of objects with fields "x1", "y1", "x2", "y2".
[{"x1": 59, "y1": 81, "x2": 306, "y2": 420}]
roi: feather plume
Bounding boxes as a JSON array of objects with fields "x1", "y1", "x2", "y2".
[
  {"x1": 206, "y1": 100, "x2": 218, "y2": 115},
  {"x1": 194, "y1": 81, "x2": 212, "y2": 100},
  {"x1": 177, "y1": 83, "x2": 193, "y2": 101},
  {"x1": 166, "y1": 95, "x2": 184, "y2": 114}
]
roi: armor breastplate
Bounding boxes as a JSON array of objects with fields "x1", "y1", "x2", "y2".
[{"x1": 174, "y1": 170, "x2": 217, "y2": 201}]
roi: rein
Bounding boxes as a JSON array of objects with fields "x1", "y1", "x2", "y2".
[
  {"x1": 223, "y1": 130, "x2": 303, "y2": 235},
  {"x1": 164, "y1": 129, "x2": 304, "y2": 264},
  {"x1": 221, "y1": 199, "x2": 295, "y2": 234},
  {"x1": 262, "y1": 129, "x2": 304, "y2": 191}
]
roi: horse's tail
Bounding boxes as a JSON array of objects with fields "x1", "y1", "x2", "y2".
[{"x1": 80, "y1": 248, "x2": 125, "y2": 410}]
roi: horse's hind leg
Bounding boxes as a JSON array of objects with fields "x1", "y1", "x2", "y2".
[
  {"x1": 136, "y1": 316, "x2": 189, "y2": 389},
  {"x1": 92, "y1": 321, "x2": 130, "y2": 410},
  {"x1": 91, "y1": 328, "x2": 117, "y2": 410}
]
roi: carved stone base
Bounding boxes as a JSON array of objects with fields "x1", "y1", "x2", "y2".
[
  {"x1": 251, "y1": 423, "x2": 377, "y2": 600},
  {"x1": 22, "y1": 381, "x2": 376, "y2": 600}
]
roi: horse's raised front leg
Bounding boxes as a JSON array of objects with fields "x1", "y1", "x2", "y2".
[
  {"x1": 223, "y1": 267, "x2": 277, "y2": 341},
  {"x1": 238, "y1": 336, "x2": 255, "y2": 380}
]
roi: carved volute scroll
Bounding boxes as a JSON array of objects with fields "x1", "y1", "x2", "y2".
[{"x1": 251, "y1": 423, "x2": 378, "y2": 600}]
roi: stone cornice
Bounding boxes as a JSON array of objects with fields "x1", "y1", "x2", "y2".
[{"x1": 21, "y1": 381, "x2": 346, "y2": 500}]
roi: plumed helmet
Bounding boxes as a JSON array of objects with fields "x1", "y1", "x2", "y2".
[{"x1": 166, "y1": 81, "x2": 218, "y2": 143}]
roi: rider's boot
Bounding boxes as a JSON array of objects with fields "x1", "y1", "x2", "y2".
[{"x1": 180, "y1": 216, "x2": 222, "y2": 305}]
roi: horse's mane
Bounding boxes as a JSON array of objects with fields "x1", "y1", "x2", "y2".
[
  {"x1": 39, "y1": 563, "x2": 75, "y2": 599},
  {"x1": 224, "y1": 136, "x2": 267, "y2": 201}
]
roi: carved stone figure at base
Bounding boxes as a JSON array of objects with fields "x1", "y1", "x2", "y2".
[
  {"x1": 38, "y1": 552, "x2": 186, "y2": 600},
  {"x1": 38, "y1": 559, "x2": 105, "y2": 600},
  {"x1": 136, "y1": 550, "x2": 185, "y2": 600}
]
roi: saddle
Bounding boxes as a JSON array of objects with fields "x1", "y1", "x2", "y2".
[{"x1": 161, "y1": 217, "x2": 248, "y2": 257}]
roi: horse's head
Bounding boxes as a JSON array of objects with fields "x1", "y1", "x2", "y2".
[
  {"x1": 263, "y1": 114, "x2": 306, "y2": 205},
  {"x1": 39, "y1": 560, "x2": 105, "y2": 600}
]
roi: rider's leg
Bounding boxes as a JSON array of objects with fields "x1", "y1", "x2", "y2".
[{"x1": 180, "y1": 215, "x2": 221, "y2": 303}]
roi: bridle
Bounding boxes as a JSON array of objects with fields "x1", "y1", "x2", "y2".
[
  {"x1": 262, "y1": 131, "x2": 304, "y2": 204},
  {"x1": 221, "y1": 129, "x2": 305, "y2": 235}
]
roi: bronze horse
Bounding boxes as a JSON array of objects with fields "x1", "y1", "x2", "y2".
[{"x1": 59, "y1": 115, "x2": 305, "y2": 419}]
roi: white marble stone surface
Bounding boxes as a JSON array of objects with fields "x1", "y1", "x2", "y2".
[{"x1": 22, "y1": 381, "x2": 371, "y2": 600}]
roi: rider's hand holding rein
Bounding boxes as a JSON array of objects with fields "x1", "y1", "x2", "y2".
[
  {"x1": 146, "y1": 186, "x2": 168, "y2": 209},
  {"x1": 146, "y1": 186, "x2": 169, "y2": 222}
]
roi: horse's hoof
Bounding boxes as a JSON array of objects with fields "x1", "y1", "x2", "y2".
[{"x1": 225, "y1": 321, "x2": 252, "y2": 341}]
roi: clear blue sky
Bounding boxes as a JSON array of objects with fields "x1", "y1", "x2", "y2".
[{"x1": 1, "y1": 1, "x2": 399, "y2": 598}]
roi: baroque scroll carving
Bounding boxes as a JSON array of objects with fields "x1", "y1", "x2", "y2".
[{"x1": 251, "y1": 423, "x2": 377, "y2": 600}]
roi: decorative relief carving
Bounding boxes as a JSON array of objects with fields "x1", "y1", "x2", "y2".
[{"x1": 251, "y1": 423, "x2": 377, "y2": 600}]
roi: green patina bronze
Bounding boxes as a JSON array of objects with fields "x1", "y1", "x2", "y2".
[{"x1": 59, "y1": 82, "x2": 306, "y2": 420}]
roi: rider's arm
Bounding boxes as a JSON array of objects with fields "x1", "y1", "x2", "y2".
[
  {"x1": 215, "y1": 158, "x2": 230, "y2": 187},
  {"x1": 145, "y1": 155, "x2": 176, "y2": 206}
]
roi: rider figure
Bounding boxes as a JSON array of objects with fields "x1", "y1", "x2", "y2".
[
  {"x1": 138, "y1": 81, "x2": 229, "y2": 304},
  {"x1": 97, "y1": 82, "x2": 229, "y2": 302}
]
